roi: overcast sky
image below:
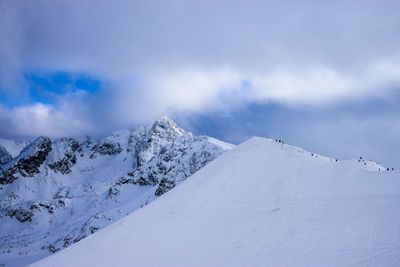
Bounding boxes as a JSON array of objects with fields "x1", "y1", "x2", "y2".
[{"x1": 1, "y1": 0, "x2": 400, "y2": 167}]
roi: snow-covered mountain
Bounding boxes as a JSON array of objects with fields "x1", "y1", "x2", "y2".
[
  {"x1": 29, "y1": 137, "x2": 400, "y2": 267},
  {"x1": 0, "y1": 139, "x2": 32, "y2": 158},
  {"x1": 0, "y1": 117, "x2": 234, "y2": 267}
]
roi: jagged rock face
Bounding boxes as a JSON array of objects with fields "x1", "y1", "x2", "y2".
[
  {"x1": 0, "y1": 136, "x2": 52, "y2": 184},
  {"x1": 5, "y1": 201, "x2": 40, "y2": 223},
  {"x1": 150, "y1": 116, "x2": 187, "y2": 141},
  {"x1": 91, "y1": 139, "x2": 122, "y2": 157},
  {"x1": 7, "y1": 208, "x2": 35, "y2": 222},
  {"x1": 15, "y1": 136, "x2": 52, "y2": 177},
  {"x1": 155, "y1": 178, "x2": 175, "y2": 196},
  {"x1": 48, "y1": 138, "x2": 83, "y2": 174},
  {"x1": 127, "y1": 134, "x2": 228, "y2": 195},
  {"x1": 0, "y1": 117, "x2": 234, "y2": 264},
  {"x1": 134, "y1": 117, "x2": 187, "y2": 167},
  {"x1": 0, "y1": 145, "x2": 12, "y2": 167}
]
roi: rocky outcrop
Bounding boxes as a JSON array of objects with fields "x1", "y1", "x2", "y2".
[
  {"x1": 0, "y1": 136, "x2": 52, "y2": 184},
  {"x1": 155, "y1": 178, "x2": 175, "y2": 196},
  {"x1": 18, "y1": 137, "x2": 52, "y2": 176},
  {"x1": 48, "y1": 138, "x2": 83, "y2": 174},
  {"x1": 7, "y1": 208, "x2": 35, "y2": 223},
  {"x1": 129, "y1": 134, "x2": 227, "y2": 195},
  {"x1": 91, "y1": 139, "x2": 122, "y2": 157}
]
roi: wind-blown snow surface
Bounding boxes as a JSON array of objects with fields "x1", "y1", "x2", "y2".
[
  {"x1": 30, "y1": 137, "x2": 400, "y2": 267},
  {"x1": 0, "y1": 117, "x2": 234, "y2": 267}
]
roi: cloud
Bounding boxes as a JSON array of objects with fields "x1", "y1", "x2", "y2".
[
  {"x1": 1, "y1": 58, "x2": 400, "y2": 138},
  {"x1": 247, "y1": 57, "x2": 400, "y2": 105},
  {"x1": 0, "y1": 90, "x2": 98, "y2": 138},
  {"x1": 1, "y1": 0, "x2": 400, "y2": 137},
  {"x1": 135, "y1": 57, "x2": 400, "y2": 113},
  {"x1": 0, "y1": 0, "x2": 25, "y2": 94},
  {"x1": 2, "y1": 0, "x2": 400, "y2": 81}
]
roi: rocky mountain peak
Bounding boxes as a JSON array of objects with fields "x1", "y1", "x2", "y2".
[
  {"x1": 132, "y1": 116, "x2": 189, "y2": 166},
  {"x1": 150, "y1": 116, "x2": 187, "y2": 140}
]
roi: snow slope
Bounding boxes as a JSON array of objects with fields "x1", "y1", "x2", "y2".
[
  {"x1": 0, "y1": 146, "x2": 13, "y2": 167},
  {"x1": 30, "y1": 137, "x2": 400, "y2": 267},
  {"x1": 0, "y1": 139, "x2": 31, "y2": 158},
  {"x1": 0, "y1": 117, "x2": 234, "y2": 266}
]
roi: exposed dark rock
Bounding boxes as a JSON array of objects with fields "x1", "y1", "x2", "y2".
[
  {"x1": 38, "y1": 200, "x2": 66, "y2": 214},
  {"x1": 118, "y1": 177, "x2": 134, "y2": 184},
  {"x1": 63, "y1": 237, "x2": 73, "y2": 248},
  {"x1": 7, "y1": 208, "x2": 34, "y2": 222},
  {"x1": 49, "y1": 155, "x2": 76, "y2": 174},
  {"x1": 159, "y1": 146, "x2": 168, "y2": 154},
  {"x1": 155, "y1": 178, "x2": 176, "y2": 196},
  {"x1": 30, "y1": 204, "x2": 39, "y2": 210},
  {"x1": 0, "y1": 137, "x2": 52, "y2": 184},
  {"x1": 108, "y1": 186, "x2": 120, "y2": 198},
  {"x1": 0, "y1": 169, "x2": 18, "y2": 185},
  {"x1": 49, "y1": 138, "x2": 82, "y2": 174},
  {"x1": 17, "y1": 137, "x2": 52, "y2": 177},
  {"x1": 89, "y1": 226, "x2": 99, "y2": 234},
  {"x1": 128, "y1": 135, "x2": 224, "y2": 196},
  {"x1": 39, "y1": 203, "x2": 50, "y2": 209},
  {"x1": 47, "y1": 244, "x2": 59, "y2": 253},
  {"x1": 91, "y1": 140, "x2": 122, "y2": 156}
]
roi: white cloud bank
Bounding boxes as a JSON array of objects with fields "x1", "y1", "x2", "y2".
[{"x1": 1, "y1": 0, "x2": 400, "y2": 137}]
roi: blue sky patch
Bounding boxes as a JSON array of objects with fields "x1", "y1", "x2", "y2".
[
  {"x1": 0, "y1": 72, "x2": 102, "y2": 108},
  {"x1": 26, "y1": 72, "x2": 101, "y2": 104}
]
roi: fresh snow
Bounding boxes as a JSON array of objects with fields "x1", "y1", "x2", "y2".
[
  {"x1": 0, "y1": 117, "x2": 234, "y2": 266},
  {"x1": 0, "y1": 139, "x2": 31, "y2": 158},
  {"x1": 205, "y1": 136, "x2": 236, "y2": 151},
  {"x1": 30, "y1": 137, "x2": 400, "y2": 267}
]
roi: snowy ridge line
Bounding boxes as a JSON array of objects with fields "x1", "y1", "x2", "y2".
[
  {"x1": 29, "y1": 136, "x2": 400, "y2": 267},
  {"x1": 258, "y1": 136, "x2": 386, "y2": 171},
  {"x1": 0, "y1": 122, "x2": 393, "y2": 266}
]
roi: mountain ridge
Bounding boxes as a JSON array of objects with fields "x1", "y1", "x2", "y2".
[
  {"x1": 29, "y1": 136, "x2": 400, "y2": 267},
  {"x1": 0, "y1": 116, "x2": 234, "y2": 267}
]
